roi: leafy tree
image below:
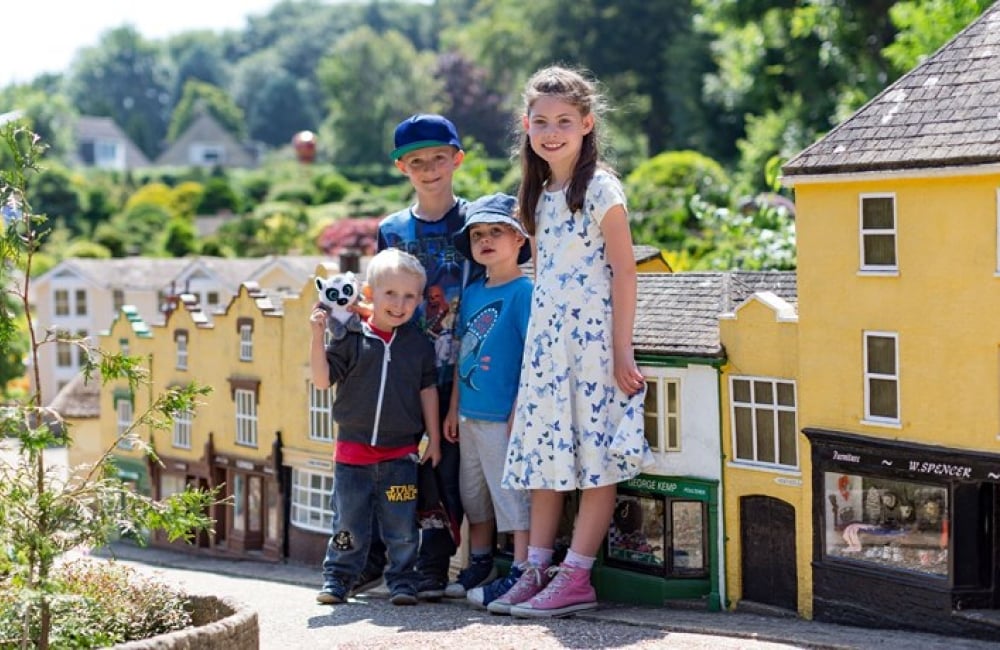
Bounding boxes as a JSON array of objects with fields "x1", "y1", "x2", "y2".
[
  {"x1": 626, "y1": 150, "x2": 731, "y2": 248},
  {"x1": 165, "y1": 30, "x2": 231, "y2": 101},
  {"x1": 696, "y1": 0, "x2": 898, "y2": 174},
  {"x1": 166, "y1": 80, "x2": 246, "y2": 143},
  {"x1": 435, "y1": 52, "x2": 512, "y2": 157},
  {"x1": 163, "y1": 218, "x2": 199, "y2": 257},
  {"x1": 0, "y1": 124, "x2": 218, "y2": 649},
  {"x1": 317, "y1": 26, "x2": 442, "y2": 166},
  {"x1": 197, "y1": 177, "x2": 240, "y2": 215},
  {"x1": 25, "y1": 165, "x2": 84, "y2": 235},
  {"x1": 883, "y1": 0, "x2": 992, "y2": 73},
  {"x1": 65, "y1": 26, "x2": 173, "y2": 160},
  {"x1": 231, "y1": 53, "x2": 319, "y2": 147}
]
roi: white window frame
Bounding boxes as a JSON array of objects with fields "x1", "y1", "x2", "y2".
[
  {"x1": 859, "y1": 193, "x2": 898, "y2": 273},
  {"x1": 56, "y1": 341, "x2": 72, "y2": 368},
  {"x1": 863, "y1": 331, "x2": 901, "y2": 426},
  {"x1": 74, "y1": 289, "x2": 87, "y2": 316},
  {"x1": 640, "y1": 369, "x2": 680, "y2": 452},
  {"x1": 172, "y1": 408, "x2": 192, "y2": 449},
  {"x1": 53, "y1": 289, "x2": 69, "y2": 317},
  {"x1": 239, "y1": 324, "x2": 253, "y2": 361},
  {"x1": 290, "y1": 468, "x2": 334, "y2": 533},
  {"x1": 176, "y1": 333, "x2": 188, "y2": 370},
  {"x1": 309, "y1": 382, "x2": 334, "y2": 442},
  {"x1": 115, "y1": 395, "x2": 134, "y2": 449},
  {"x1": 729, "y1": 375, "x2": 799, "y2": 469},
  {"x1": 235, "y1": 388, "x2": 257, "y2": 447}
]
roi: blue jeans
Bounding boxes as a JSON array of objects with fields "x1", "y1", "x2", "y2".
[
  {"x1": 321, "y1": 455, "x2": 419, "y2": 593},
  {"x1": 364, "y1": 383, "x2": 462, "y2": 581}
]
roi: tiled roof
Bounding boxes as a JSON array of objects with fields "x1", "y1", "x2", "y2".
[
  {"x1": 64, "y1": 258, "x2": 190, "y2": 290},
  {"x1": 634, "y1": 272, "x2": 797, "y2": 358},
  {"x1": 783, "y1": 3, "x2": 1000, "y2": 176}
]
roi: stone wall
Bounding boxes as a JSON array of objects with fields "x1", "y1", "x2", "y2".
[{"x1": 111, "y1": 595, "x2": 258, "y2": 650}]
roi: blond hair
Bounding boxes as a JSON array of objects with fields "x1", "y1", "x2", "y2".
[{"x1": 365, "y1": 248, "x2": 427, "y2": 292}]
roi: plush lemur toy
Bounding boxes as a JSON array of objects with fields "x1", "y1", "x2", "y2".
[{"x1": 315, "y1": 272, "x2": 363, "y2": 339}]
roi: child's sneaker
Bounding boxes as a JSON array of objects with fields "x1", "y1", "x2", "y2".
[
  {"x1": 315, "y1": 580, "x2": 348, "y2": 605},
  {"x1": 509, "y1": 563, "x2": 597, "y2": 618},
  {"x1": 389, "y1": 584, "x2": 418, "y2": 606},
  {"x1": 485, "y1": 563, "x2": 549, "y2": 615},
  {"x1": 444, "y1": 556, "x2": 497, "y2": 598},
  {"x1": 348, "y1": 567, "x2": 384, "y2": 597},
  {"x1": 467, "y1": 563, "x2": 523, "y2": 609}
]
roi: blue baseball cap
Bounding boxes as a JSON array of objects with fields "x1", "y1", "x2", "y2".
[
  {"x1": 391, "y1": 114, "x2": 463, "y2": 160},
  {"x1": 454, "y1": 193, "x2": 531, "y2": 265}
]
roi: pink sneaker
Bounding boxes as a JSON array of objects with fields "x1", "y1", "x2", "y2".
[
  {"x1": 509, "y1": 564, "x2": 597, "y2": 618},
  {"x1": 485, "y1": 564, "x2": 550, "y2": 615}
]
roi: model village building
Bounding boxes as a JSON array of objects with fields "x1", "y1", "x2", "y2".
[{"x1": 53, "y1": 4, "x2": 1000, "y2": 640}]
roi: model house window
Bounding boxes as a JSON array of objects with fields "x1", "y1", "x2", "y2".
[
  {"x1": 113, "y1": 289, "x2": 125, "y2": 314},
  {"x1": 859, "y1": 194, "x2": 897, "y2": 271},
  {"x1": 642, "y1": 374, "x2": 680, "y2": 452},
  {"x1": 864, "y1": 332, "x2": 900, "y2": 424},
  {"x1": 75, "y1": 330, "x2": 89, "y2": 367},
  {"x1": 115, "y1": 392, "x2": 134, "y2": 449},
  {"x1": 823, "y1": 472, "x2": 948, "y2": 576},
  {"x1": 119, "y1": 338, "x2": 129, "y2": 355},
  {"x1": 309, "y1": 382, "x2": 334, "y2": 442},
  {"x1": 730, "y1": 376, "x2": 798, "y2": 468},
  {"x1": 172, "y1": 408, "x2": 192, "y2": 449},
  {"x1": 605, "y1": 491, "x2": 708, "y2": 578},
  {"x1": 56, "y1": 341, "x2": 72, "y2": 368},
  {"x1": 54, "y1": 289, "x2": 69, "y2": 316},
  {"x1": 235, "y1": 388, "x2": 257, "y2": 447},
  {"x1": 175, "y1": 331, "x2": 188, "y2": 370},
  {"x1": 290, "y1": 468, "x2": 334, "y2": 533},
  {"x1": 74, "y1": 289, "x2": 87, "y2": 316},
  {"x1": 239, "y1": 322, "x2": 253, "y2": 361},
  {"x1": 190, "y1": 144, "x2": 225, "y2": 166},
  {"x1": 207, "y1": 292, "x2": 220, "y2": 307},
  {"x1": 160, "y1": 474, "x2": 187, "y2": 499}
]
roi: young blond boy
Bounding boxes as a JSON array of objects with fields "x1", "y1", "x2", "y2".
[{"x1": 311, "y1": 248, "x2": 442, "y2": 606}]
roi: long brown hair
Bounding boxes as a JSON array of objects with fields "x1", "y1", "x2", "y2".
[{"x1": 516, "y1": 66, "x2": 610, "y2": 235}]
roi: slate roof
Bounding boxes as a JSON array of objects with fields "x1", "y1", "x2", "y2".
[
  {"x1": 634, "y1": 271, "x2": 797, "y2": 358},
  {"x1": 73, "y1": 116, "x2": 151, "y2": 169},
  {"x1": 57, "y1": 258, "x2": 191, "y2": 290},
  {"x1": 783, "y1": 3, "x2": 1000, "y2": 176}
]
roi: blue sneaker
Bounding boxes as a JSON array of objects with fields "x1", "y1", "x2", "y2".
[
  {"x1": 444, "y1": 556, "x2": 497, "y2": 598},
  {"x1": 316, "y1": 580, "x2": 348, "y2": 605},
  {"x1": 467, "y1": 564, "x2": 524, "y2": 609}
]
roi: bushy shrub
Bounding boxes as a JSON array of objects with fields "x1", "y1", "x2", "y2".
[
  {"x1": 197, "y1": 177, "x2": 241, "y2": 215},
  {"x1": 0, "y1": 559, "x2": 191, "y2": 648},
  {"x1": 312, "y1": 170, "x2": 353, "y2": 204},
  {"x1": 267, "y1": 180, "x2": 315, "y2": 205},
  {"x1": 626, "y1": 150, "x2": 731, "y2": 248}
]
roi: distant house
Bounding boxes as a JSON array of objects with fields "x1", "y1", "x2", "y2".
[
  {"x1": 155, "y1": 112, "x2": 257, "y2": 168},
  {"x1": 72, "y1": 116, "x2": 150, "y2": 171}
]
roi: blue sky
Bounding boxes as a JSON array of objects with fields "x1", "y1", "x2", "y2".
[{"x1": 2, "y1": 0, "x2": 285, "y2": 85}]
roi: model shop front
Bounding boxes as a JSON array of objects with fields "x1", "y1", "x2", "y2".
[{"x1": 807, "y1": 428, "x2": 1000, "y2": 640}]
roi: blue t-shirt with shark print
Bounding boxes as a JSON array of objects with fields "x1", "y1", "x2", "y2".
[{"x1": 455, "y1": 275, "x2": 533, "y2": 422}]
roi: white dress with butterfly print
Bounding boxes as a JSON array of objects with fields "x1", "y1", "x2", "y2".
[{"x1": 502, "y1": 170, "x2": 653, "y2": 491}]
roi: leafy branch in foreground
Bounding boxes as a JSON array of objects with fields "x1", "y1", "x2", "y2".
[{"x1": 0, "y1": 122, "x2": 224, "y2": 649}]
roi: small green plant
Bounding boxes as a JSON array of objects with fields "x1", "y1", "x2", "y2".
[
  {"x1": 0, "y1": 559, "x2": 192, "y2": 647},
  {"x1": 0, "y1": 124, "x2": 220, "y2": 649}
]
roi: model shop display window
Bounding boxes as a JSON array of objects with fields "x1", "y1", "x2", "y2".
[
  {"x1": 605, "y1": 490, "x2": 707, "y2": 577},
  {"x1": 823, "y1": 471, "x2": 948, "y2": 576}
]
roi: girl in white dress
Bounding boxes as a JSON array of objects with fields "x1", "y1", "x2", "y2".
[{"x1": 494, "y1": 66, "x2": 653, "y2": 618}]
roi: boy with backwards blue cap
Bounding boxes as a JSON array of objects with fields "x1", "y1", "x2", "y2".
[{"x1": 352, "y1": 114, "x2": 479, "y2": 601}]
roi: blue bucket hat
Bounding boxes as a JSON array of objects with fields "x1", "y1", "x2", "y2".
[
  {"x1": 391, "y1": 114, "x2": 463, "y2": 160},
  {"x1": 454, "y1": 193, "x2": 531, "y2": 265}
]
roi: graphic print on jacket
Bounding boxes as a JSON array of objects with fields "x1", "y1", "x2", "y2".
[{"x1": 458, "y1": 299, "x2": 502, "y2": 391}]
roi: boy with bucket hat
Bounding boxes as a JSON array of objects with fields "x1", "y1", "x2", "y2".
[{"x1": 442, "y1": 192, "x2": 533, "y2": 606}]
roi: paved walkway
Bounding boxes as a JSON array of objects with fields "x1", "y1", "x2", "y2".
[{"x1": 92, "y1": 542, "x2": 999, "y2": 650}]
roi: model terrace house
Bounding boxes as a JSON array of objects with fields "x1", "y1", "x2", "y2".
[{"x1": 779, "y1": 3, "x2": 1000, "y2": 639}]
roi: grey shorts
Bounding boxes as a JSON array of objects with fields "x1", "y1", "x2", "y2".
[{"x1": 458, "y1": 417, "x2": 530, "y2": 532}]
